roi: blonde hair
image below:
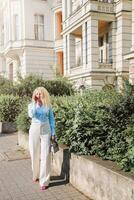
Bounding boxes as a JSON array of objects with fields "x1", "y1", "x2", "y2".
[{"x1": 32, "y1": 87, "x2": 51, "y2": 107}]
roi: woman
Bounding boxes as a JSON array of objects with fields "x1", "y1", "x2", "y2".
[{"x1": 28, "y1": 87, "x2": 55, "y2": 191}]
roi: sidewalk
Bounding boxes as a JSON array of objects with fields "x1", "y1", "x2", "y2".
[{"x1": 0, "y1": 133, "x2": 91, "y2": 200}]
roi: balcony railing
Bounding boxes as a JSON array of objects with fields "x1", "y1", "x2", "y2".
[
  {"x1": 72, "y1": 0, "x2": 114, "y2": 13},
  {"x1": 99, "y1": 60, "x2": 113, "y2": 69},
  {"x1": 53, "y1": 0, "x2": 62, "y2": 8}
]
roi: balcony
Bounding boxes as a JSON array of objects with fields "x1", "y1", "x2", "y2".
[
  {"x1": 53, "y1": 0, "x2": 62, "y2": 9},
  {"x1": 99, "y1": 61, "x2": 113, "y2": 70},
  {"x1": 63, "y1": 0, "x2": 115, "y2": 31}
]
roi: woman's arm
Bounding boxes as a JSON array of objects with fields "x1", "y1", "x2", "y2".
[
  {"x1": 48, "y1": 107, "x2": 55, "y2": 136},
  {"x1": 28, "y1": 103, "x2": 36, "y2": 118}
]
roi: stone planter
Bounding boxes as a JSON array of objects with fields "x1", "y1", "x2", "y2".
[
  {"x1": 0, "y1": 122, "x2": 17, "y2": 134},
  {"x1": 52, "y1": 149, "x2": 134, "y2": 200},
  {"x1": 18, "y1": 131, "x2": 134, "y2": 200}
]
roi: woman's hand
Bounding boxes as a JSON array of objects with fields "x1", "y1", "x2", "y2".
[
  {"x1": 34, "y1": 96, "x2": 42, "y2": 106},
  {"x1": 51, "y1": 135, "x2": 55, "y2": 143},
  {"x1": 34, "y1": 96, "x2": 38, "y2": 102},
  {"x1": 37, "y1": 98, "x2": 42, "y2": 106}
]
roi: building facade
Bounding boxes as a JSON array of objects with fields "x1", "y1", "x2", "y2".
[
  {"x1": 53, "y1": 0, "x2": 132, "y2": 89},
  {"x1": 0, "y1": 0, "x2": 133, "y2": 90},
  {"x1": 0, "y1": 0, "x2": 55, "y2": 81}
]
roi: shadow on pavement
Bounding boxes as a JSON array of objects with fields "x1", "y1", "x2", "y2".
[{"x1": 50, "y1": 148, "x2": 70, "y2": 187}]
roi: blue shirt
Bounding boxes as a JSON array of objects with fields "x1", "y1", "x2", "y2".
[{"x1": 28, "y1": 102, "x2": 55, "y2": 135}]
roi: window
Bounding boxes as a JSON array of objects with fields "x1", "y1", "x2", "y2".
[
  {"x1": 34, "y1": 15, "x2": 45, "y2": 40},
  {"x1": 14, "y1": 15, "x2": 19, "y2": 40},
  {"x1": 106, "y1": 32, "x2": 109, "y2": 43},
  {"x1": 99, "y1": 36, "x2": 104, "y2": 47}
]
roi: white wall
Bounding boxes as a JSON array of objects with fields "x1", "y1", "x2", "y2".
[{"x1": 23, "y1": 47, "x2": 55, "y2": 79}]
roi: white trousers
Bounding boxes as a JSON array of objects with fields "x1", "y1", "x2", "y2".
[{"x1": 29, "y1": 122, "x2": 51, "y2": 187}]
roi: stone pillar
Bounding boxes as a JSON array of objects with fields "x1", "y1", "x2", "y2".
[
  {"x1": 124, "y1": 0, "x2": 134, "y2": 84},
  {"x1": 132, "y1": 0, "x2": 134, "y2": 51},
  {"x1": 67, "y1": 0, "x2": 72, "y2": 18},
  {"x1": 116, "y1": 13, "x2": 132, "y2": 72},
  {"x1": 54, "y1": 12, "x2": 56, "y2": 40},
  {"x1": 82, "y1": 22, "x2": 87, "y2": 69},
  {"x1": 128, "y1": 59, "x2": 134, "y2": 85},
  {"x1": 68, "y1": 33, "x2": 75, "y2": 69},
  {"x1": 63, "y1": 33, "x2": 75, "y2": 75},
  {"x1": 109, "y1": 21, "x2": 116, "y2": 68},
  {"x1": 62, "y1": 0, "x2": 67, "y2": 22},
  {"x1": 87, "y1": 15, "x2": 99, "y2": 70},
  {"x1": 63, "y1": 35, "x2": 68, "y2": 75}
]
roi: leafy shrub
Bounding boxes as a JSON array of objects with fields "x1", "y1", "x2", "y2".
[
  {"x1": 53, "y1": 84, "x2": 134, "y2": 172},
  {"x1": 0, "y1": 75, "x2": 74, "y2": 97},
  {"x1": 119, "y1": 118, "x2": 134, "y2": 172},
  {"x1": 52, "y1": 95, "x2": 77, "y2": 142},
  {"x1": 15, "y1": 82, "x2": 134, "y2": 172},
  {"x1": 13, "y1": 75, "x2": 46, "y2": 97},
  {"x1": 53, "y1": 89, "x2": 121, "y2": 147},
  {"x1": 16, "y1": 102, "x2": 31, "y2": 133},
  {"x1": 0, "y1": 95, "x2": 22, "y2": 122},
  {"x1": 44, "y1": 78, "x2": 74, "y2": 96},
  {"x1": 0, "y1": 76, "x2": 14, "y2": 95}
]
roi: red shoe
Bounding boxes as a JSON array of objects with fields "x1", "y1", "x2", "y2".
[
  {"x1": 40, "y1": 186, "x2": 48, "y2": 191},
  {"x1": 33, "y1": 178, "x2": 39, "y2": 182}
]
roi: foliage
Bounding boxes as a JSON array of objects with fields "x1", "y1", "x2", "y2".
[
  {"x1": 44, "y1": 77, "x2": 74, "y2": 96},
  {"x1": 16, "y1": 101, "x2": 31, "y2": 133},
  {"x1": 0, "y1": 75, "x2": 75, "y2": 97},
  {"x1": 15, "y1": 81, "x2": 134, "y2": 172},
  {"x1": 53, "y1": 83, "x2": 134, "y2": 172},
  {"x1": 0, "y1": 76, "x2": 14, "y2": 95},
  {"x1": 0, "y1": 95, "x2": 22, "y2": 122}
]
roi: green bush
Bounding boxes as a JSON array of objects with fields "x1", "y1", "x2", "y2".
[
  {"x1": 0, "y1": 75, "x2": 74, "y2": 97},
  {"x1": 53, "y1": 84, "x2": 134, "y2": 172},
  {"x1": 0, "y1": 76, "x2": 14, "y2": 95},
  {"x1": 44, "y1": 78, "x2": 74, "y2": 96},
  {"x1": 52, "y1": 95, "x2": 77, "y2": 142},
  {"x1": 15, "y1": 82, "x2": 134, "y2": 172},
  {"x1": 16, "y1": 102, "x2": 31, "y2": 133},
  {"x1": 53, "y1": 89, "x2": 121, "y2": 147},
  {"x1": 0, "y1": 95, "x2": 22, "y2": 122},
  {"x1": 120, "y1": 118, "x2": 134, "y2": 172},
  {"x1": 13, "y1": 74, "x2": 46, "y2": 97}
]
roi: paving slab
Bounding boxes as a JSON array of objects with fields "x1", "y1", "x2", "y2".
[{"x1": 0, "y1": 133, "x2": 92, "y2": 200}]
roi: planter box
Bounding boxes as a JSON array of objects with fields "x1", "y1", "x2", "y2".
[
  {"x1": 18, "y1": 131, "x2": 134, "y2": 200},
  {"x1": 0, "y1": 122, "x2": 17, "y2": 134},
  {"x1": 52, "y1": 149, "x2": 134, "y2": 200}
]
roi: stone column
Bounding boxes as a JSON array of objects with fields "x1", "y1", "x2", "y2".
[
  {"x1": 82, "y1": 22, "x2": 87, "y2": 69},
  {"x1": 87, "y1": 15, "x2": 99, "y2": 70},
  {"x1": 67, "y1": 0, "x2": 72, "y2": 17},
  {"x1": 132, "y1": 0, "x2": 134, "y2": 51},
  {"x1": 63, "y1": 35, "x2": 67, "y2": 75},
  {"x1": 116, "y1": 13, "x2": 132, "y2": 72},
  {"x1": 62, "y1": 0, "x2": 67, "y2": 22},
  {"x1": 68, "y1": 33, "x2": 75, "y2": 70},
  {"x1": 63, "y1": 33, "x2": 75, "y2": 75},
  {"x1": 109, "y1": 21, "x2": 116, "y2": 68}
]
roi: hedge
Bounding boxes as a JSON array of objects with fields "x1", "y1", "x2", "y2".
[
  {"x1": 0, "y1": 95, "x2": 22, "y2": 122},
  {"x1": 0, "y1": 75, "x2": 74, "y2": 97}
]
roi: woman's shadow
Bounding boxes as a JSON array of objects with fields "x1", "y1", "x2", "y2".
[{"x1": 50, "y1": 148, "x2": 70, "y2": 187}]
